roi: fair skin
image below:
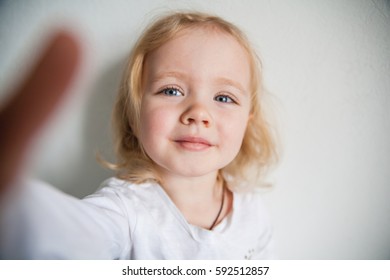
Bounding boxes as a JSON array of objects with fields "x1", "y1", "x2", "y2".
[
  {"x1": 0, "y1": 28, "x2": 251, "y2": 230},
  {"x1": 139, "y1": 27, "x2": 252, "y2": 229}
]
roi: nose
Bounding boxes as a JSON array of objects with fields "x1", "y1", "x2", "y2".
[{"x1": 180, "y1": 102, "x2": 212, "y2": 127}]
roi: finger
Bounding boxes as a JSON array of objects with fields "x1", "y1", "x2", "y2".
[{"x1": 0, "y1": 30, "x2": 81, "y2": 193}]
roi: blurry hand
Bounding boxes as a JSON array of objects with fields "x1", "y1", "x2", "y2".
[{"x1": 0, "y1": 31, "x2": 81, "y2": 195}]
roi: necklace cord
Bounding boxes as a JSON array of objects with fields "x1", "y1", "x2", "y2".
[{"x1": 209, "y1": 183, "x2": 225, "y2": 230}]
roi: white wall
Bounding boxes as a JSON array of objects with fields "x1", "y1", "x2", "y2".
[{"x1": 1, "y1": 0, "x2": 389, "y2": 259}]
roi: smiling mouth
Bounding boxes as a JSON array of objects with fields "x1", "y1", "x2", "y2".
[{"x1": 174, "y1": 137, "x2": 213, "y2": 151}]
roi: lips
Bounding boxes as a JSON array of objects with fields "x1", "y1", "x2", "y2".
[{"x1": 174, "y1": 136, "x2": 213, "y2": 151}]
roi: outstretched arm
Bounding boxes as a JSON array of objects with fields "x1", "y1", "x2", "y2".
[
  {"x1": 0, "y1": 33, "x2": 133, "y2": 259},
  {"x1": 0, "y1": 31, "x2": 81, "y2": 195}
]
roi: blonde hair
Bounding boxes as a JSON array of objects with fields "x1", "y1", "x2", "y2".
[{"x1": 107, "y1": 11, "x2": 277, "y2": 190}]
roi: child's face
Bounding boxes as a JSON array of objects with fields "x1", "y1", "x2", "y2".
[{"x1": 139, "y1": 27, "x2": 251, "y2": 180}]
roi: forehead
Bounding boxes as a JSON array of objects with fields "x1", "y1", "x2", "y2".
[{"x1": 143, "y1": 27, "x2": 251, "y2": 91}]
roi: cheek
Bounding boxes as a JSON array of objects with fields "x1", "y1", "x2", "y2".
[
  {"x1": 139, "y1": 106, "x2": 175, "y2": 146},
  {"x1": 219, "y1": 112, "x2": 249, "y2": 151}
]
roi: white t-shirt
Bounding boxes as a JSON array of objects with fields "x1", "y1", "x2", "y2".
[{"x1": 0, "y1": 177, "x2": 274, "y2": 259}]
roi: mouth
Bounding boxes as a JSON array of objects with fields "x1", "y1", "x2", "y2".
[{"x1": 174, "y1": 136, "x2": 213, "y2": 151}]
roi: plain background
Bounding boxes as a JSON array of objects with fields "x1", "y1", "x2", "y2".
[{"x1": 0, "y1": 0, "x2": 389, "y2": 259}]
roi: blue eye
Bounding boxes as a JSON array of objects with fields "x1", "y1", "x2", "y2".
[
  {"x1": 161, "y1": 87, "x2": 182, "y2": 96},
  {"x1": 215, "y1": 95, "x2": 235, "y2": 103}
]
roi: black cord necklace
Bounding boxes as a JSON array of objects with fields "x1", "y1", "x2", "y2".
[{"x1": 209, "y1": 182, "x2": 225, "y2": 230}]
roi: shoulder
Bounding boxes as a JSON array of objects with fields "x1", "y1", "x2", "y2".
[
  {"x1": 83, "y1": 177, "x2": 160, "y2": 211},
  {"x1": 90, "y1": 177, "x2": 156, "y2": 198},
  {"x1": 234, "y1": 189, "x2": 269, "y2": 213},
  {"x1": 232, "y1": 189, "x2": 273, "y2": 233}
]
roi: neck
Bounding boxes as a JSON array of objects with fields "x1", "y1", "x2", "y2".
[
  {"x1": 156, "y1": 169, "x2": 228, "y2": 229},
  {"x1": 159, "y1": 170, "x2": 221, "y2": 204}
]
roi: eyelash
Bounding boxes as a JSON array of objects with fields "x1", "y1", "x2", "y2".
[
  {"x1": 157, "y1": 87, "x2": 238, "y2": 104},
  {"x1": 214, "y1": 94, "x2": 237, "y2": 104},
  {"x1": 158, "y1": 86, "x2": 183, "y2": 97}
]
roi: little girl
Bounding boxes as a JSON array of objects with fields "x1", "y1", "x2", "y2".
[{"x1": 0, "y1": 11, "x2": 277, "y2": 259}]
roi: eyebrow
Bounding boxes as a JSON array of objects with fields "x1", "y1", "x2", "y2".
[
  {"x1": 150, "y1": 71, "x2": 188, "y2": 84},
  {"x1": 214, "y1": 77, "x2": 247, "y2": 95}
]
